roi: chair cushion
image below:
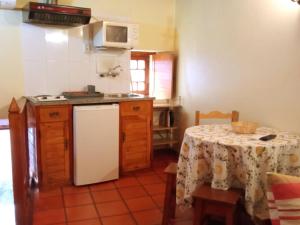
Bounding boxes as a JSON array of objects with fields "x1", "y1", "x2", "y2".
[{"x1": 267, "y1": 172, "x2": 300, "y2": 225}]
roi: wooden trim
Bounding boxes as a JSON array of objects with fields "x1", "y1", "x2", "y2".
[
  {"x1": 131, "y1": 51, "x2": 155, "y2": 57},
  {"x1": 130, "y1": 52, "x2": 150, "y2": 96},
  {"x1": 8, "y1": 97, "x2": 32, "y2": 225}
]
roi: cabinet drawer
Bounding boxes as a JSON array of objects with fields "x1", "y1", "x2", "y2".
[
  {"x1": 120, "y1": 101, "x2": 152, "y2": 116},
  {"x1": 39, "y1": 107, "x2": 69, "y2": 122}
]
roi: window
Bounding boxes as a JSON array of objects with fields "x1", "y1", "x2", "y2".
[
  {"x1": 130, "y1": 52, "x2": 175, "y2": 99},
  {"x1": 130, "y1": 52, "x2": 150, "y2": 95}
]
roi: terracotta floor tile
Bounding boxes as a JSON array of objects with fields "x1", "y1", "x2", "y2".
[
  {"x1": 96, "y1": 201, "x2": 128, "y2": 217},
  {"x1": 172, "y1": 220, "x2": 193, "y2": 225},
  {"x1": 137, "y1": 175, "x2": 163, "y2": 185},
  {"x1": 125, "y1": 196, "x2": 157, "y2": 212},
  {"x1": 64, "y1": 192, "x2": 93, "y2": 207},
  {"x1": 175, "y1": 207, "x2": 193, "y2": 220},
  {"x1": 158, "y1": 173, "x2": 167, "y2": 182},
  {"x1": 134, "y1": 168, "x2": 157, "y2": 177},
  {"x1": 34, "y1": 195, "x2": 64, "y2": 211},
  {"x1": 63, "y1": 186, "x2": 90, "y2": 195},
  {"x1": 101, "y1": 214, "x2": 136, "y2": 225},
  {"x1": 66, "y1": 205, "x2": 98, "y2": 222},
  {"x1": 151, "y1": 194, "x2": 165, "y2": 208},
  {"x1": 89, "y1": 181, "x2": 116, "y2": 192},
  {"x1": 132, "y1": 209, "x2": 162, "y2": 225},
  {"x1": 153, "y1": 166, "x2": 167, "y2": 174},
  {"x1": 114, "y1": 176, "x2": 140, "y2": 188},
  {"x1": 33, "y1": 208, "x2": 65, "y2": 225},
  {"x1": 92, "y1": 190, "x2": 121, "y2": 203},
  {"x1": 118, "y1": 186, "x2": 148, "y2": 200},
  {"x1": 152, "y1": 161, "x2": 169, "y2": 168},
  {"x1": 35, "y1": 188, "x2": 62, "y2": 198},
  {"x1": 68, "y1": 218, "x2": 102, "y2": 225},
  {"x1": 143, "y1": 183, "x2": 166, "y2": 196}
]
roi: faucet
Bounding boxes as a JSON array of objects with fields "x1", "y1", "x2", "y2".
[{"x1": 99, "y1": 65, "x2": 123, "y2": 78}]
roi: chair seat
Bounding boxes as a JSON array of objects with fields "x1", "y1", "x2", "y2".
[
  {"x1": 192, "y1": 184, "x2": 241, "y2": 205},
  {"x1": 192, "y1": 184, "x2": 242, "y2": 225},
  {"x1": 164, "y1": 162, "x2": 177, "y2": 175}
]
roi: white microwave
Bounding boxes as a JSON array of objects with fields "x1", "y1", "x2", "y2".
[{"x1": 92, "y1": 21, "x2": 139, "y2": 49}]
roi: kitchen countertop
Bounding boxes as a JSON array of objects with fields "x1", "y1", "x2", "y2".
[{"x1": 26, "y1": 95, "x2": 155, "y2": 106}]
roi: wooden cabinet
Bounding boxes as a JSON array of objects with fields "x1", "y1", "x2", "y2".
[
  {"x1": 28, "y1": 104, "x2": 72, "y2": 188},
  {"x1": 120, "y1": 100, "x2": 153, "y2": 172}
]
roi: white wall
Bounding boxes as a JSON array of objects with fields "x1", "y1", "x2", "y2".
[
  {"x1": 176, "y1": 0, "x2": 300, "y2": 134},
  {"x1": 0, "y1": 10, "x2": 24, "y2": 116},
  {"x1": 0, "y1": 0, "x2": 176, "y2": 118},
  {"x1": 21, "y1": 24, "x2": 131, "y2": 95}
]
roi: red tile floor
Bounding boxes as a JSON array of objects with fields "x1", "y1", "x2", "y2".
[{"x1": 33, "y1": 150, "x2": 195, "y2": 225}]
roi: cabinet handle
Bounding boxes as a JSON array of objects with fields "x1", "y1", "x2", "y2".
[
  {"x1": 132, "y1": 106, "x2": 140, "y2": 111},
  {"x1": 49, "y1": 111, "x2": 59, "y2": 118}
]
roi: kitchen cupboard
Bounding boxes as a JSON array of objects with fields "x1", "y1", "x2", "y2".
[
  {"x1": 27, "y1": 103, "x2": 72, "y2": 188},
  {"x1": 120, "y1": 100, "x2": 153, "y2": 172}
]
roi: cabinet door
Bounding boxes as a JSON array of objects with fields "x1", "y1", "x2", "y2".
[
  {"x1": 121, "y1": 115, "x2": 152, "y2": 172},
  {"x1": 40, "y1": 121, "x2": 70, "y2": 186}
]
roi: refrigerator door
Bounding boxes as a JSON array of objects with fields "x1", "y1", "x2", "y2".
[{"x1": 73, "y1": 104, "x2": 119, "y2": 186}]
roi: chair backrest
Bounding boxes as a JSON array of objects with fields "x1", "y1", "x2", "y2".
[{"x1": 195, "y1": 110, "x2": 239, "y2": 126}]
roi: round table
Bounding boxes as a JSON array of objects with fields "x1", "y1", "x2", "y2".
[{"x1": 176, "y1": 124, "x2": 300, "y2": 219}]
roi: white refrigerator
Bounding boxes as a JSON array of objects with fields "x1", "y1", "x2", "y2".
[{"x1": 73, "y1": 104, "x2": 119, "y2": 186}]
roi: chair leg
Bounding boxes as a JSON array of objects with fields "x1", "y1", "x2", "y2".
[
  {"x1": 162, "y1": 172, "x2": 176, "y2": 225},
  {"x1": 193, "y1": 199, "x2": 204, "y2": 225},
  {"x1": 170, "y1": 191, "x2": 176, "y2": 219},
  {"x1": 225, "y1": 207, "x2": 235, "y2": 225}
]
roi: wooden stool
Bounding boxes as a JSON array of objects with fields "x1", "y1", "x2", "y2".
[
  {"x1": 193, "y1": 184, "x2": 241, "y2": 225},
  {"x1": 162, "y1": 163, "x2": 177, "y2": 225}
]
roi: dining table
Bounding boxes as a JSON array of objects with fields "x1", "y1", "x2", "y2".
[{"x1": 176, "y1": 124, "x2": 300, "y2": 220}]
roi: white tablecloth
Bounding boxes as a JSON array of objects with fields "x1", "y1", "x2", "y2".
[{"x1": 176, "y1": 124, "x2": 300, "y2": 219}]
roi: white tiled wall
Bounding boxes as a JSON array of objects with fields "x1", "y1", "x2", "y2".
[{"x1": 21, "y1": 24, "x2": 131, "y2": 96}]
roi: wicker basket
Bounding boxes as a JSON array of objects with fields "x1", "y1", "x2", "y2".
[{"x1": 231, "y1": 121, "x2": 258, "y2": 134}]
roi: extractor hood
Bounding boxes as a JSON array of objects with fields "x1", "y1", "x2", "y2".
[{"x1": 23, "y1": 1, "x2": 91, "y2": 26}]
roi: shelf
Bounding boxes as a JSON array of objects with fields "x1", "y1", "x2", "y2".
[
  {"x1": 153, "y1": 126, "x2": 178, "y2": 132},
  {"x1": 153, "y1": 138, "x2": 179, "y2": 146},
  {"x1": 153, "y1": 104, "x2": 181, "y2": 109}
]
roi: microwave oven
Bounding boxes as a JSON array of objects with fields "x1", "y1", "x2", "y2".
[{"x1": 92, "y1": 21, "x2": 139, "y2": 49}]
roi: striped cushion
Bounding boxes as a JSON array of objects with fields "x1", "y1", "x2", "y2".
[
  {"x1": 267, "y1": 172, "x2": 300, "y2": 225},
  {"x1": 266, "y1": 173, "x2": 280, "y2": 225}
]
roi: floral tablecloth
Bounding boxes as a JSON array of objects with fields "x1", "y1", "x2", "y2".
[{"x1": 176, "y1": 124, "x2": 300, "y2": 219}]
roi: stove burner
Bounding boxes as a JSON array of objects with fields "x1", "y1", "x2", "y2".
[{"x1": 34, "y1": 95, "x2": 67, "y2": 102}]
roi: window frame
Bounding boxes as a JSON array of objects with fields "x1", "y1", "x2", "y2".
[{"x1": 130, "y1": 52, "x2": 154, "y2": 96}]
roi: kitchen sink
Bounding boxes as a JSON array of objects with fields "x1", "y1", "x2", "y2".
[{"x1": 104, "y1": 93, "x2": 141, "y2": 98}]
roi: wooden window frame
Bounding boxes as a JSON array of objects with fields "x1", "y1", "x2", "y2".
[{"x1": 130, "y1": 52, "x2": 154, "y2": 96}]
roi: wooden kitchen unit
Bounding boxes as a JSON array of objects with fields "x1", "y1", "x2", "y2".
[
  {"x1": 119, "y1": 100, "x2": 153, "y2": 173},
  {"x1": 26, "y1": 98, "x2": 153, "y2": 188},
  {"x1": 27, "y1": 103, "x2": 72, "y2": 188}
]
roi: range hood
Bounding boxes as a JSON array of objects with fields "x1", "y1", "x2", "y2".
[{"x1": 23, "y1": 1, "x2": 91, "y2": 26}]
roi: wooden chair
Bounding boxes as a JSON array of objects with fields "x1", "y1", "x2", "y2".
[
  {"x1": 195, "y1": 110, "x2": 239, "y2": 126},
  {"x1": 192, "y1": 184, "x2": 241, "y2": 225},
  {"x1": 162, "y1": 162, "x2": 177, "y2": 225}
]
